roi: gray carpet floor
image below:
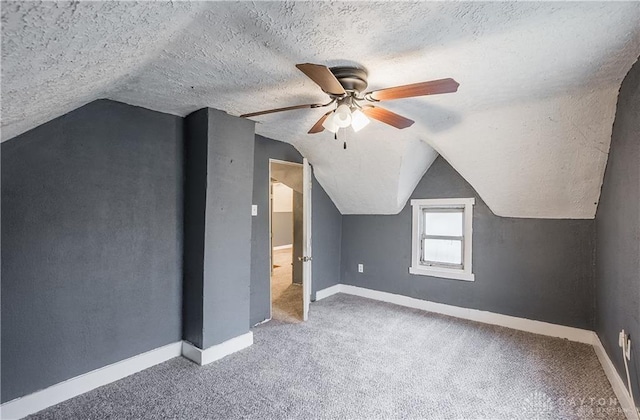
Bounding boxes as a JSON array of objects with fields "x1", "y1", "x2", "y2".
[{"x1": 28, "y1": 294, "x2": 623, "y2": 419}]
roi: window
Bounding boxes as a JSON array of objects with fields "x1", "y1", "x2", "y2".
[{"x1": 409, "y1": 198, "x2": 475, "y2": 281}]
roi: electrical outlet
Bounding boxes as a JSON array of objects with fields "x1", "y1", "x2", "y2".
[
  {"x1": 358, "y1": 264, "x2": 364, "y2": 273},
  {"x1": 251, "y1": 205, "x2": 258, "y2": 216}
]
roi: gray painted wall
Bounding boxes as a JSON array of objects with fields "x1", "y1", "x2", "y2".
[
  {"x1": 182, "y1": 109, "x2": 207, "y2": 348},
  {"x1": 341, "y1": 157, "x2": 595, "y2": 330},
  {"x1": 1, "y1": 99, "x2": 183, "y2": 403},
  {"x1": 311, "y1": 176, "x2": 342, "y2": 299},
  {"x1": 183, "y1": 108, "x2": 255, "y2": 349},
  {"x1": 595, "y1": 58, "x2": 639, "y2": 404},
  {"x1": 250, "y1": 136, "x2": 342, "y2": 325},
  {"x1": 272, "y1": 212, "x2": 293, "y2": 247}
]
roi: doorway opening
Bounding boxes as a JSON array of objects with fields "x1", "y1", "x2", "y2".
[{"x1": 269, "y1": 160, "x2": 308, "y2": 323}]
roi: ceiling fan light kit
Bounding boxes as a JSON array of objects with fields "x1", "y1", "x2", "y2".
[
  {"x1": 240, "y1": 62, "x2": 459, "y2": 139},
  {"x1": 321, "y1": 104, "x2": 370, "y2": 134}
]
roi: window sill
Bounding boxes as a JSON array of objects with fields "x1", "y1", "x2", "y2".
[{"x1": 409, "y1": 266, "x2": 475, "y2": 282}]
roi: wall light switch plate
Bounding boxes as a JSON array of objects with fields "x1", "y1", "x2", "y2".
[
  {"x1": 251, "y1": 205, "x2": 258, "y2": 216},
  {"x1": 358, "y1": 264, "x2": 364, "y2": 273}
]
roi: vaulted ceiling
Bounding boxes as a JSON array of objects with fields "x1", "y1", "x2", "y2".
[{"x1": 2, "y1": 1, "x2": 639, "y2": 218}]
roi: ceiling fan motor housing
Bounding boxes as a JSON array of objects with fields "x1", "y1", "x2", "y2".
[{"x1": 330, "y1": 66, "x2": 368, "y2": 94}]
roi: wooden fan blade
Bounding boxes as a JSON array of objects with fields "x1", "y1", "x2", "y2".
[
  {"x1": 367, "y1": 78, "x2": 459, "y2": 101},
  {"x1": 296, "y1": 63, "x2": 346, "y2": 96},
  {"x1": 308, "y1": 111, "x2": 333, "y2": 134},
  {"x1": 362, "y1": 106, "x2": 414, "y2": 129},
  {"x1": 240, "y1": 103, "x2": 324, "y2": 118}
]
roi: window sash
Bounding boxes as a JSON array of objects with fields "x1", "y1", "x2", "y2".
[
  {"x1": 420, "y1": 207, "x2": 465, "y2": 269},
  {"x1": 422, "y1": 207, "x2": 464, "y2": 236}
]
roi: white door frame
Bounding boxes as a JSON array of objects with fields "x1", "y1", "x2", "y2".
[
  {"x1": 268, "y1": 159, "x2": 311, "y2": 321},
  {"x1": 302, "y1": 158, "x2": 312, "y2": 321}
]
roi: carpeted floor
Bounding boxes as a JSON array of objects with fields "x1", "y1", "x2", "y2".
[
  {"x1": 271, "y1": 247, "x2": 302, "y2": 323},
  {"x1": 28, "y1": 294, "x2": 624, "y2": 419}
]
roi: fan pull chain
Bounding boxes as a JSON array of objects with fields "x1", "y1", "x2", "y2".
[
  {"x1": 333, "y1": 128, "x2": 346, "y2": 149},
  {"x1": 343, "y1": 128, "x2": 348, "y2": 149}
]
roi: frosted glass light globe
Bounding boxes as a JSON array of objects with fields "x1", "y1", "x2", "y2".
[
  {"x1": 351, "y1": 109, "x2": 370, "y2": 132},
  {"x1": 322, "y1": 113, "x2": 339, "y2": 133},
  {"x1": 333, "y1": 104, "x2": 352, "y2": 128}
]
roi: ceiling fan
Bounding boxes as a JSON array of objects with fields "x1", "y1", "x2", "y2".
[{"x1": 240, "y1": 63, "x2": 459, "y2": 135}]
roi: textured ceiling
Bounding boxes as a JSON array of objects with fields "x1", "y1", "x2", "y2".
[{"x1": 2, "y1": 2, "x2": 639, "y2": 218}]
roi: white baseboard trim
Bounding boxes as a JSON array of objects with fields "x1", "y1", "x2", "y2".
[
  {"x1": 253, "y1": 317, "x2": 271, "y2": 327},
  {"x1": 316, "y1": 284, "x2": 594, "y2": 344},
  {"x1": 182, "y1": 331, "x2": 253, "y2": 366},
  {"x1": 273, "y1": 244, "x2": 292, "y2": 251},
  {"x1": 592, "y1": 335, "x2": 640, "y2": 420},
  {"x1": 0, "y1": 341, "x2": 182, "y2": 420},
  {"x1": 315, "y1": 284, "x2": 342, "y2": 301}
]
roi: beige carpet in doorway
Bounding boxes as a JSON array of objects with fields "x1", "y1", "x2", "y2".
[{"x1": 271, "y1": 247, "x2": 302, "y2": 323}]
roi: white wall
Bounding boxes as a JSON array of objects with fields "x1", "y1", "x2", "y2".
[
  {"x1": 272, "y1": 182, "x2": 293, "y2": 247},
  {"x1": 272, "y1": 182, "x2": 293, "y2": 213}
]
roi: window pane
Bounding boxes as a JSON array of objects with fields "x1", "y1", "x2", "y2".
[
  {"x1": 423, "y1": 211, "x2": 463, "y2": 236},
  {"x1": 422, "y1": 239, "x2": 462, "y2": 265}
]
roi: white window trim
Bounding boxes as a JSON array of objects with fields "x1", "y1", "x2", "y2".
[{"x1": 409, "y1": 198, "x2": 475, "y2": 282}]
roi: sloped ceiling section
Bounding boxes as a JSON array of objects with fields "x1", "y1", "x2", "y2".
[
  {"x1": 0, "y1": 1, "x2": 204, "y2": 140},
  {"x1": 271, "y1": 163, "x2": 302, "y2": 194},
  {"x1": 2, "y1": 2, "x2": 639, "y2": 218}
]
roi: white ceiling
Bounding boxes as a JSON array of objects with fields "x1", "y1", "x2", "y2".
[{"x1": 2, "y1": 1, "x2": 639, "y2": 218}]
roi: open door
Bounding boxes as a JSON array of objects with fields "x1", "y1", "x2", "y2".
[
  {"x1": 268, "y1": 159, "x2": 310, "y2": 323},
  {"x1": 302, "y1": 158, "x2": 312, "y2": 321}
]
